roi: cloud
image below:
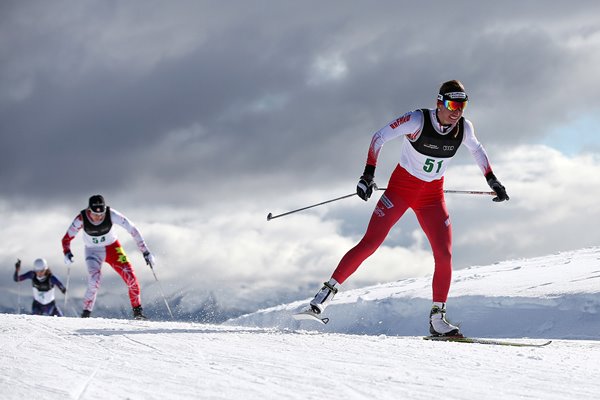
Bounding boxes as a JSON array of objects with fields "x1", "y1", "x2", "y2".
[
  {"x1": 2, "y1": 1, "x2": 600, "y2": 312},
  {"x1": 3, "y1": 144, "x2": 599, "y2": 312}
]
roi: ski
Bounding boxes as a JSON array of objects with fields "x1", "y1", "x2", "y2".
[
  {"x1": 292, "y1": 309, "x2": 329, "y2": 324},
  {"x1": 423, "y1": 336, "x2": 552, "y2": 347}
]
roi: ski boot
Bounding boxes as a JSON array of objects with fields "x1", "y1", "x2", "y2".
[
  {"x1": 81, "y1": 310, "x2": 91, "y2": 318},
  {"x1": 429, "y1": 303, "x2": 462, "y2": 337},
  {"x1": 309, "y1": 281, "x2": 338, "y2": 314},
  {"x1": 133, "y1": 306, "x2": 148, "y2": 320}
]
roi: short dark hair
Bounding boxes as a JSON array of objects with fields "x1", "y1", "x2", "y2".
[
  {"x1": 439, "y1": 80, "x2": 466, "y2": 96},
  {"x1": 438, "y1": 80, "x2": 468, "y2": 102}
]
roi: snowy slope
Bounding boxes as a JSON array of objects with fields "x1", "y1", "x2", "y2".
[
  {"x1": 228, "y1": 247, "x2": 600, "y2": 339},
  {"x1": 1, "y1": 247, "x2": 600, "y2": 400}
]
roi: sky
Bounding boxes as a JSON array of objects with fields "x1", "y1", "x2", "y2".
[
  {"x1": 2, "y1": 1, "x2": 600, "y2": 315},
  {"x1": 2, "y1": 247, "x2": 600, "y2": 399}
]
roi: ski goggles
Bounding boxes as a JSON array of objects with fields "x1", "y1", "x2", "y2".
[
  {"x1": 89, "y1": 209, "x2": 106, "y2": 217},
  {"x1": 442, "y1": 99, "x2": 467, "y2": 112},
  {"x1": 437, "y1": 92, "x2": 468, "y2": 111}
]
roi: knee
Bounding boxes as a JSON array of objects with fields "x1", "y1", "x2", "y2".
[{"x1": 357, "y1": 237, "x2": 384, "y2": 254}]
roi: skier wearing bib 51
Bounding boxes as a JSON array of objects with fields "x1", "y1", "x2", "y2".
[
  {"x1": 61, "y1": 195, "x2": 157, "y2": 320},
  {"x1": 303, "y1": 80, "x2": 509, "y2": 337}
]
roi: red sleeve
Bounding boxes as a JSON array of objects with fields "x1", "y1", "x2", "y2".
[
  {"x1": 62, "y1": 214, "x2": 83, "y2": 253},
  {"x1": 61, "y1": 233, "x2": 73, "y2": 254}
]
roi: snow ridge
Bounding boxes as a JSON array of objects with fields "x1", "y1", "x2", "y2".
[{"x1": 227, "y1": 247, "x2": 600, "y2": 339}]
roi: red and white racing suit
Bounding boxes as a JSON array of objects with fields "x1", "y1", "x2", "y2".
[
  {"x1": 62, "y1": 208, "x2": 151, "y2": 312},
  {"x1": 331, "y1": 108, "x2": 493, "y2": 302}
]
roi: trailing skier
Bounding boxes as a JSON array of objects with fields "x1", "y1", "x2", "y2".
[{"x1": 13, "y1": 258, "x2": 66, "y2": 317}]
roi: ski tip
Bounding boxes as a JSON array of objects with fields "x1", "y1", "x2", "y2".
[
  {"x1": 267, "y1": 212, "x2": 273, "y2": 221},
  {"x1": 292, "y1": 310, "x2": 329, "y2": 324}
]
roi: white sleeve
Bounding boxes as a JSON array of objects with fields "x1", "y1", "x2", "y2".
[
  {"x1": 366, "y1": 110, "x2": 423, "y2": 167},
  {"x1": 110, "y1": 209, "x2": 150, "y2": 254},
  {"x1": 462, "y1": 119, "x2": 492, "y2": 175}
]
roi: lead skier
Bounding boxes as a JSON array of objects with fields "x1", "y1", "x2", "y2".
[
  {"x1": 301, "y1": 80, "x2": 509, "y2": 337},
  {"x1": 62, "y1": 195, "x2": 156, "y2": 319}
]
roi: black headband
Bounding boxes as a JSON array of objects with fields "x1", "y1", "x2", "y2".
[{"x1": 438, "y1": 91, "x2": 468, "y2": 102}]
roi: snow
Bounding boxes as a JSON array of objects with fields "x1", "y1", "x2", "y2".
[{"x1": 2, "y1": 247, "x2": 600, "y2": 399}]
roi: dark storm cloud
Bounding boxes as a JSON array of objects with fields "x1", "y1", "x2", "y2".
[{"x1": 2, "y1": 1, "x2": 600, "y2": 206}]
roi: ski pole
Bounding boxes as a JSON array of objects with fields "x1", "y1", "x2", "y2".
[
  {"x1": 63, "y1": 266, "x2": 71, "y2": 309},
  {"x1": 149, "y1": 265, "x2": 174, "y2": 320},
  {"x1": 17, "y1": 279, "x2": 21, "y2": 315},
  {"x1": 267, "y1": 192, "x2": 357, "y2": 221},
  {"x1": 379, "y1": 188, "x2": 496, "y2": 195},
  {"x1": 65, "y1": 296, "x2": 79, "y2": 318},
  {"x1": 267, "y1": 188, "x2": 495, "y2": 220},
  {"x1": 16, "y1": 259, "x2": 21, "y2": 315}
]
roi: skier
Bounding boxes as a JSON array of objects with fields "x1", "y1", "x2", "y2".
[
  {"x1": 13, "y1": 258, "x2": 66, "y2": 316},
  {"x1": 61, "y1": 194, "x2": 156, "y2": 319},
  {"x1": 302, "y1": 80, "x2": 509, "y2": 337}
]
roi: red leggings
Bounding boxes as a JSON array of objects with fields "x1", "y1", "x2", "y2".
[{"x1": 332, "y1": 165, "x2": 453, "y2": 302}]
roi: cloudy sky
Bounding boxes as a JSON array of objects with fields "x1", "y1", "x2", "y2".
[{"x1": 2, "y1": 1, "x2": 600, "y2": 312}]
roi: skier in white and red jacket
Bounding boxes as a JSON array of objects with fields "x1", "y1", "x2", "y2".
[
  {"x1": 303, "y1": 80, "x2": 509, "y2": 337},
  {"x1": 62, "y1": 194, "x2": 156, "y2": 319}
]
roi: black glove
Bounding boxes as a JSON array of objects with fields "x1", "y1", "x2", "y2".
[
  {"x1": 61, "y1": 288, "x2": 67, "y2": 295},
  {"x1": 486, "y1": 172, "x2": 509, "y2": 202},
  {"x1": 15, "y1": 259, "x2": 21, "y2": 270},
  {"x1": 143, "y1": 251, "x2": 156, "y2": 268},
  {"x1": 64, "y1": 251, "x2": 74, "y2": 264},
  {"x1": 357, "y1": 165, "x2": 377, "y2": 201}
]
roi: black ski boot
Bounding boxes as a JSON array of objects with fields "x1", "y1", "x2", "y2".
[
  {"x1": 133, "y1": 306, "x2": 148, "y2": 320},
  {"x1": 309, "y1": 281, "x2": 338, "y2": 314},
  {"x1": 429, "y1": 303, "x2": 462, "y2": 337},
  {"x1": 81, "y1": 310, "x2": 91, "y2": 318}
]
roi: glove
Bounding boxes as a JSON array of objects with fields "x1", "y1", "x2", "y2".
[
  {"x1": 143, "y1": 251, "x2": 156, "y2": 268},
  {"x1": 61, "y1": 288, "x2": 67, "y2": 295},
  {"x1": 356, "y1": 164, "x2": 377, "y2": 201},
  {"x1": 486, "y1": 172, "x2": 510, "y2": 202},
  {"x1": 15, "y1": 259, "x2": 21, "y2": 270},
  {"x1": 64, "y1": 251, "x2": 74, "y2": 264}
]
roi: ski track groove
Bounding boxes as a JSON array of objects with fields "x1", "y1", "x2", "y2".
[
  {"x1": 75, "y1": 361, "x2": 106, "y2": 400},
  {"x1": 122, "y1": 334, "x2": 161, "y2": 351}
]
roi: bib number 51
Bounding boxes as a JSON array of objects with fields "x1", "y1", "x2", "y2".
[{"x1": 423, "y1": 158, "x2": 443, "y2": 173}]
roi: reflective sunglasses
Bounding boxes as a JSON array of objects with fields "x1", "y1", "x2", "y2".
[{"x1": 443, "y1": 100, "x2": 467, "y2": 112}]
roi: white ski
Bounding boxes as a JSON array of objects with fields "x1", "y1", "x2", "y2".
[{"x1": 292, "y1": 309, "x2": 329, "y2": 324}]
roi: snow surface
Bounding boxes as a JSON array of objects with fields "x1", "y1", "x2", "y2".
[{"x1": 2, "y1": 247, "x2": 600, "y2": 399}]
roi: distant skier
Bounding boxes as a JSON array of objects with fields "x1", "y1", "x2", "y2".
[
  {"x1": 13, "y1": 258, "x2": 66, "y2": 316},
  {"x1": 61, "y1": 194, "x2": 156, "y2": 320},
  {"x1": 300, "y1": 80, "x2": 509, "y2": 337}
]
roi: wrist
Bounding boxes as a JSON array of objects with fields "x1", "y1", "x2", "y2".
[
  {"x1": 362, "y1": 164, "x2": 376, "y2": 179},
  {"x1": 485, "y1": 172, "x2": 497, "y2": 182}
]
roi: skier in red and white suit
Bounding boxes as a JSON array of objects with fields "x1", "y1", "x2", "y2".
[
  {"x1": 62, "y1": 194, "x2": 156, "y2": 319},
  {"x1": 307, "y1": 80, "x2": 509, "y2": 337}
]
